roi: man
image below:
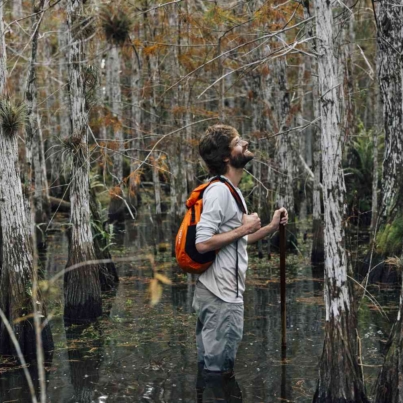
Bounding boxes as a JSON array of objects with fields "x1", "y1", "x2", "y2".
[{"x1": 194, "y1": 124, "x2": 288, "y2": 377}]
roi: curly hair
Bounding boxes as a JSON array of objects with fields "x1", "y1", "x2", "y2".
[{"x1": 199, "y1": 124, "x2": 239, "y2": 176}]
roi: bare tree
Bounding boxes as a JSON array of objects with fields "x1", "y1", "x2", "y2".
[
  {"x1": 313, "y1": 1, "x2": 368, "y2": 401},
  {"x1": 64, "y1": 0, "x2": 102, "y2": 323},
  {"x1": 373, "y1": 1, "x2": 403, "y2": 401},
  {"x1": 302, "y1": 0, "x2": 324, "y2": 266},
  {"x1": 0, "y1": 0, "x2": 53, "y2": 358},
  {"x1": 25, "y1": 0, "x2": 50, "y2": 249}
]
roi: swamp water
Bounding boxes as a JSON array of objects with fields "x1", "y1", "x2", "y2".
[{"x1": 0, "y1": 213, "x2": 399, "y2": 402}]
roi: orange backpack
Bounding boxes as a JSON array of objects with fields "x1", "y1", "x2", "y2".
[{"x1": 175, "y1": 176, "x2": 246, "y2": 274}]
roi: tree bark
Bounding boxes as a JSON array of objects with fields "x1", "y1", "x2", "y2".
[
  {"x1": 168, "y1": 4, "x2": 187, "y2": 258},
  {"x1": 49, "y1": 24, "x2": 69, "y2": 198},
  {"x1": 45, "y1": 35, "x2": 61, "y2": 199},
  {"x1": 13, "y1": 0, "x2": 23, "y2": 19},
  {"x1": 341, "y1": 0, "x2": 355, "y2": 142},
  {"x1": 129, "y1": 41, "x2": 142, "y2": 206},
  {"x1": 373, "y1": 3, "x2": 403, "y2": 401},
  {"x1": 64, "y1": 0, "x2": 102, "y2": 324},
  {"x1": 313, "y1": 1, "x2": 368, "y2": 401},
  {"x1": 148, "y1": 9, "x2": 162, "y2": 218},
  {"x1": 0, "y1": 1, "x2": 53, "y2": 358},
  {"x1": 110, "y1": 44, "x2": 123, "y2": 185},
  {"x1": 303, "y1": 0, "x2": 324, "y2": 267},
  {"x1": 25, "y1": 0, "x2": 50, "y2": 249},
  {"x1": 375, "y1": 278, "x2": 403, "y2": 402},
  {"x1": 183, "y1": 4, "x2": 195, "y2": 191},
  {"x1": 276, "y1": 33, "x2": 295, "y2": 226},
  {"x1": 376, "y1": 0, "x2": 403, "y2": 220}
]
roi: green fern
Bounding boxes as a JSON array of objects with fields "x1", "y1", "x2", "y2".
[{"x1": 377, "y1": 215, "x2": 403, "y2": 255}]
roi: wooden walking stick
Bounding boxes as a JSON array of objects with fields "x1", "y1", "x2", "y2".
[{"x1": 280, "y1": 211, "x2": 286, "y2": 349}]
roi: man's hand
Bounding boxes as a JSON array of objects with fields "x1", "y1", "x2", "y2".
[
  {"x1": 242, "y1": 213, "x2": 261, "y2": 234},
  {"x1": 271, "y1": 208, "x2": 288, "y2": 230}
]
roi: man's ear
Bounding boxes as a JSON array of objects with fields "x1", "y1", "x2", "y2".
[{"x1": 223, "y1": 157, "x2": 229, "y2": 163}]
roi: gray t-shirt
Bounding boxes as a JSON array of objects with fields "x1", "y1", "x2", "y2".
[{"x1": 195, "y1": 178, "x2": 248, "y2": 303}]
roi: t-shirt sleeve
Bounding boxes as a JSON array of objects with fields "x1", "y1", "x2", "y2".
[{"x1": 196, "y1": 184, "x2": 230, "y2": 244}]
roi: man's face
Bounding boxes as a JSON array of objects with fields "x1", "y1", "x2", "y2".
[{"x1": 228, "y1": 136, "x2": 254, "y2": 169}]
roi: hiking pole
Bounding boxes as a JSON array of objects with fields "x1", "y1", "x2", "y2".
[{"x1": 279, "y1": 211, "x2": 286, "y2": 349}]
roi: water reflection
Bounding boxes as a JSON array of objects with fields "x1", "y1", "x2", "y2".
[
  {"x1": 65, "y1": 324, "x2": 104, "y2": 403},
  {"x1": 196, "y1": 365, "x2": 242, "y2": 402}
]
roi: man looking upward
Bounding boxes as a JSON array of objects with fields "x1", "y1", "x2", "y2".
[{"x1": 194, "y1": 124, "x2": 288, "y2": 376}]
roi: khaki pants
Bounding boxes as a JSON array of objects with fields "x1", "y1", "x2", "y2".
[{"x1": 192, "y1": 282, "x2": 244, "y2": 372}]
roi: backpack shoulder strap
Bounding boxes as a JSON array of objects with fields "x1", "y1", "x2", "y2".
[
  {"x1": 216, "y1": 177, "x2": 247, "y2": 214},
  {"x1": 188, "y1": 176, "x2": 247, "y2": 215}
]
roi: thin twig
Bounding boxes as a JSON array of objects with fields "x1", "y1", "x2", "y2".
[
  {"x1": 0, "y1": 309, "x2": 38, "y2": 403},
  {"x1": 161, "y1": 16, "x2": 315, "y2": 99},
  {"x1": 348, "y1": 275, "x2": 389, "y2": 320}
]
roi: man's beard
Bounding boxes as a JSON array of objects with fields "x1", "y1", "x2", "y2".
[{"x1": 229, "y1": 152, "x2": 254, "y2": 169}]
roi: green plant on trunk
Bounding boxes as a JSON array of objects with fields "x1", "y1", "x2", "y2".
[
  {"x1": 0, "y1": 99, "x2": 26, "y2": 137},
  {"x1": 100, "y1": 4, "x2": 132, "y2": 46}
]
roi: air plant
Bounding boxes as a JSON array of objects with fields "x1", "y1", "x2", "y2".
[
  {"x1": 0, "y1": 99, "x2": 26, "y2": 137},
  {"x1": 61, "y1": 135, "x2": 87, "y2": 167},
  {"x1": 100, "y1": 5, "x2": 132, "y2": 46}
]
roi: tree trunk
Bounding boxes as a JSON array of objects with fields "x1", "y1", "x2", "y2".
[
  {"x1": 110, "y1": 44, "x2": 123, "y2": 185},
  {"x1": 341, "y1": 0, "x2": 355, "y2": 142},
  {"x1": 107, "y1": 44, "x2": 125, "y2": 223},
  {"x1": 184, "y1": 88, "x2": 195, "y2": 192},
  {"x1": 303, "y1": 0, "x2": 324, "y2": 267},
  {"x1": 373, "y1": 3, "x2": 403, "y2": 401},
  {"x1": 376, "y1": 0, "x2": 403, "y2": 220},
  {"x1": 168, "y1": 4, "x2": 187, "y2": 258},
  {"x1": 13, "y1": 0, "x2": 23, "y2": 19},
  {"x1": 129, "y1": 42, "x2": 142, "y2": 206},
  {"x1": 64, "y1": 0, "x2": 102, "y2": 324},
  {"x1": 25, "y1": 3, "x2": 50, "y2": 245},
  {"x1": 148, "y1": 10, "x2": 162, "y2": 218},
  {"x1": 370, "y1": 43, "x2": 382, "y2": 234},
  {"x1": 375, "y1": 275, "x2": 403, "y2": 402},
  {"x1": 152, "y1": 154, "x2": 162, "y2": 216},
  {"x1": 296, "y1": 57, "x2": 307, "y2": 230},
  {"x1": 45, "y1": 39, "x2": 59, "y2": 199},
  {"x1": 49, "y1": 25, "x2": 69, "y2": 198},
  {"x1": 276, "y1": 34, "x2": 295, "y2": 233},
  {"x1": 0, "y1": 1, "x2": 53, "y2": 358},
  {"x1": 313, "y1": 1, "x2": 368, "y2": 401}
]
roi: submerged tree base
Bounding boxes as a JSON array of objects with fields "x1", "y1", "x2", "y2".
[
  {"x1": 374, "y1": 290, "x2": 403, "y2": 402},
  {"x1": 64, "y1": 297, "x2": 102, "y2": 326},
  {"x1": 0, "y1": 317, "x2": 54, "y2": 360},
  {"x1": 313, "y1": 321, "x2": 369, "y2": 403}
]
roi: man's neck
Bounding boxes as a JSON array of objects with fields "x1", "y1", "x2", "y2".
[{"x1": 223, "y1": 167, "x2": 243, "y2": 188}]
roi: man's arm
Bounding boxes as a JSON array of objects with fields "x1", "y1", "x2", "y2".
[
  {"x1": 196, "y1": 213, "x2": 261, "y2": 254},
  {"x1": 247, "y1": 207, "x2": 289, "y2": 245},
  {"x1": 247, "y1": 222, "x2": 276, "y2": 244}
]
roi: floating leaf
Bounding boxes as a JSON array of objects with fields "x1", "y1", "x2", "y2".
[
  {"x1": 149, "y1": 278, "x2": 162, "y2": 306},
  {"x1": 155, "y1": 273, "x2": 171, "y2": 285}
]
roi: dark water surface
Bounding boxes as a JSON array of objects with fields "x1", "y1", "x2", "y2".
[{"x1": 0, "y1": 213, "x2": 399, "y2": 402}]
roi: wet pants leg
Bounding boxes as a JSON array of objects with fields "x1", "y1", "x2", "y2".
[{"x1": 192, "y1": 282, "x2": 244, "y2": 372}]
